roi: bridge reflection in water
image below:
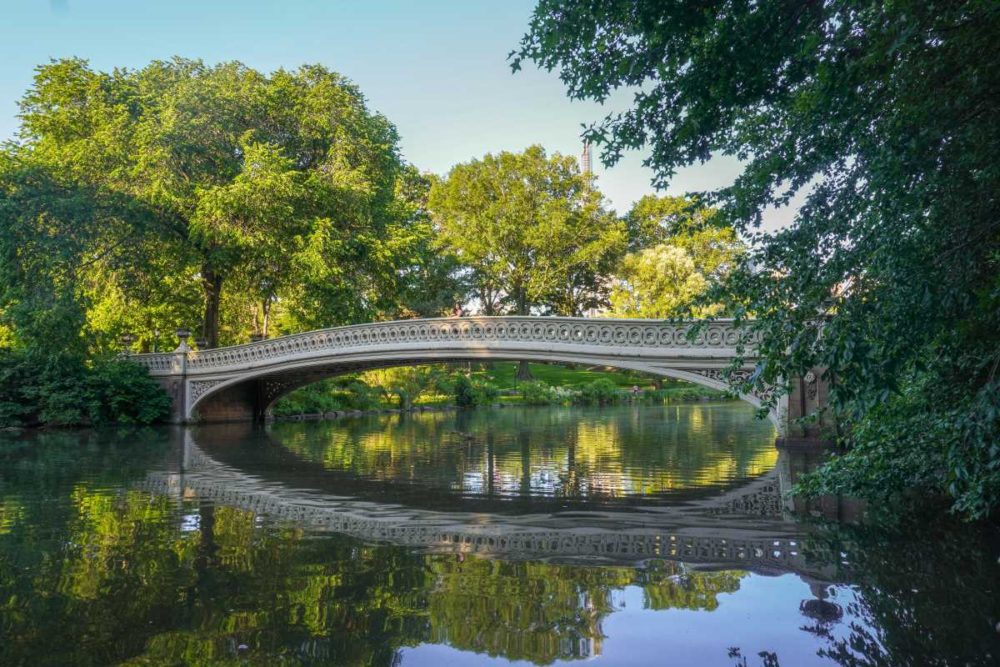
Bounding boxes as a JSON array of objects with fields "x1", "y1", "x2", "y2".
[{"x1": 142, "y1": 418, "x2": 849, "y2": 580}]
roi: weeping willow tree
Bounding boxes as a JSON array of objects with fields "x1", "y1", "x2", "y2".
[{"x1": 611, "y1": 196, "x2": 745, "y2": 319}]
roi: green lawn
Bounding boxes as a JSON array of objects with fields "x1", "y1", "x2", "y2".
[
  {"x1": 276, "y1": 361, "x2": 728, "y2": 414},
  {"x1": 410, "y1": 362, "x2": 718, "y2": 406},
  {"x1": 467, "y1": 361, "x2": 680, "y2": 390}
]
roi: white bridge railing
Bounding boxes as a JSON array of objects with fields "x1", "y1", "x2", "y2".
[
  {"x1": 133, "y1": 316, "x2": 760, "y2": 377},
  {"x1": 129, "y1": 316, "x2": 783, "y2": 427}
]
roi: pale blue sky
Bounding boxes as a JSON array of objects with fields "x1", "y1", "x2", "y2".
[{"x1": 0, "y1": 0, "x2": 792, "y2": 224}]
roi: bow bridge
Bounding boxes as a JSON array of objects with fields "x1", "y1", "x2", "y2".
[{"x1": 133, "y1": 316, "x2": 828, "y2": 436}]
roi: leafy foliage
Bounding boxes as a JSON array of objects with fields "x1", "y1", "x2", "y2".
[
  {"x1": 360, "y1": 365, "x2": 446, "y2": 410},
  {"x1": 520, "y1": 380, "x2": 560, "y2": 405},
  {"x1": 0, "y1": 351, "x2": 169, "y2": 427},
  {"x1": 453, "y1": 374, "x2": 477, "y2": 408},
  {"x1": 516, "y1": 1, "x2": 1000, "y2": 518},
  {"x1": 0, "y1": 153, "x2": 124, "y2": 357},
  {"x1": 625, "y1": 195, "x2": 715, "y2": 251},
  {"x1": 450, "y1": 374, "x2": 500, "y2": 408},
  {"x1": 429, "y1": 145, "x2": 626, "y2": 316},
  {"x1": 1, "y1": 58, "x2": 466, "y2": 425},
  {"x1": 611, "y1": 196, "x2": 744, "y2": 319},
  {"x1": 611, "y1": 244, "x2": 708, "y2": 318},
  {"x1": 576, "y1": 378, "x2": 620, "y2": 406},
  {"x1": 470, "y1": 379, "x2": 501, "y2": 406},
  {"x1": 10, "y1": 58, "x2": 433, "y2": 348},
  {"x1": 270, "y1": 377, "x2": 383, "y2": 416}
]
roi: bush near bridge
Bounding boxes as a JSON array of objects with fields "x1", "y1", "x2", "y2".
[
  {"x1": 270, "y1": 378, "x2": 384, "y2": 417},
  {"x1": 0, "y1": 351, "x2": 170, "y2": 428}
]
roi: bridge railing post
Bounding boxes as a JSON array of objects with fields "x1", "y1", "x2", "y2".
[{"x1": 167, "y1": 329, "x2": 191, "y2": 423}]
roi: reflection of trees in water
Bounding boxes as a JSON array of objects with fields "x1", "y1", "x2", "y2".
[
  {"x1": 0, "y1": 487, "x2": 201, "y2": 663},
  {"x1": 799, "y1": 521, "x2": 1000, "y2": 667},
  {"x1": 0, "y1": 434, "x2": 754, "y2": 667},
  {"x1": 638, "y1": 563, "x2": 744, "y2": 611},
  {"x1": 722, "y1": 520, "x2": 1000, "y2": 667},
  {"x1": 427, "y1": 558, "x2": 619, "y2": 663},
  {"x1": 426, "y1": 559, "x2": 741, "y2": 664},
  {"x1": 4, "y1": 428, "x2": 998, "y2": 666},
  {"x1": 271, "y1": 404, "x2": 777, "y2": 500}
]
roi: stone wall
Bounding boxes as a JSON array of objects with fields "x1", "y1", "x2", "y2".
[{"x1": 783, "y1": 367, "x2": 835, "y2": 440}]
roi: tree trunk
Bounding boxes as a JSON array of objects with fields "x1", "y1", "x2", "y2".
[
  {"x1": 261, "y1": 298, "x2": 272, "y2": 337},
  {"x1": 201, "y1": 266, "x2": 223, "y2": 349},
  {"x1": 194, "y1": 500, "x2": 217, "y2": 589},
  {"x1": 513, "y1": 289, "x2": 533, "y2": 380}
]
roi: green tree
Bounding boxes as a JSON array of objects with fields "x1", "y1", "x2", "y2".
[
  {"x1": 430, "y1": 145, "x2": 624, "y2": 316},
  {"x1": 515, "y1": 1, "x2": 1000, "y2": 517},
  {"x1": 612, "y1": 197, "x2": 744, "y2": 319},
  {"x1": 388, "y1": 168, "x2": 469, "y2": 319},
  {"x1": 430, "y1": 145, "x2": 625, "y2": 377},
  {"x1": 190, "y1": 139, "x2": 304, "y2": 339},
  {"x1": 610, "y1": 244, "x2": 710, "y2": 318},
  {"x1": 361, "y1": 365, "x2": 445, "y2": 410},
  {"x1": 625, "y1": 194, "x2": 715, "y2": 252},
  {"x1": 0, "y1": 152, "x2": 125, "y2": 356},
  {"x1": 16, "y1": 58, "x2": 406, "y2": 348}
]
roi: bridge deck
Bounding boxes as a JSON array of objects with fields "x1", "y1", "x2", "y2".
[{"x1": 130, "y1": 317, "x2": 792, "y2": 431}]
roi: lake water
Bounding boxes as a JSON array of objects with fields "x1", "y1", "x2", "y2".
[{"x1": 1, "y1": 403, "x2": 998, "y2": 666}]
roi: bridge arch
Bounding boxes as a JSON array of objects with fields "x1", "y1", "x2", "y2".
[
  {"x1": 134, "y1": 317, "x2": 796, "y2": 433},
  {"x1": 190, "y1": 353, "x2": 777, "y2": 426}
]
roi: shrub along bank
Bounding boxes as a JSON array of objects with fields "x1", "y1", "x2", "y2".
[
  {"x1": 272, "y1": 362, "x2": 728, "y2": 417},
  {"x1": 0, "y1": 350, "x2": 170, "y2": 428}
]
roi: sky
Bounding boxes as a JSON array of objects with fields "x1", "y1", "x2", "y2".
[{"x1": 0, "y1": 0, "x2": 792, "y2": 225}]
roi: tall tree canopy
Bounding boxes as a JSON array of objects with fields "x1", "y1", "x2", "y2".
[
  {"x1": 0, "y1": 153, "x2": 115, "y2": 356},
  {"x1": 624, "y1": 194, "x2": 718, "y2": 252},
  {"x1": 609, "y1": 230, "x2": 743, "y2": 320},
  {"x1": 11, "y1": 58, "x2": 425, "y2": 349},
  {"x1": 611, "y1": 195, "x2": 744, "y2": 319},
  {"x1": 515, "y1": 1, "x2": 1000, "y2": 516},
  {"x1": 429, "y1": 145, "x2": 625, "y2": 318}
]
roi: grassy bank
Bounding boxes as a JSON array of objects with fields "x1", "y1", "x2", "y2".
[{"x1": 272, "y1": 362, "x2": 729, "y2": 417}]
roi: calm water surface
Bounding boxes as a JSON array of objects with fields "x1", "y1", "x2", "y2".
[{"x1": 1, "y1": 403, "x2": 998, "y2": 666}]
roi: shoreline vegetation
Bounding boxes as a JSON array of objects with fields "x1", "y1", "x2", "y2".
[
  {"x1": 0, "y1": 358, "x2": 729, "y2": 431},
  {"x1": 270, "y1": 362, "x2": 729, "y2": 420},
  {"x1": 0, "y1": 351, "x2": 170, "y2": 430},
  {"x1": 270, "y1": 393, "x2": 732, "y2": 424}
]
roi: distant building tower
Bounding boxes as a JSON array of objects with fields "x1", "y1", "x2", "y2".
[{"x1": 580, "y1": 141, "x2": 592, "y2": 175}]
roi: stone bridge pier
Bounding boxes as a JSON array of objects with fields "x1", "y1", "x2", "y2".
[{"x1": 133, "y1": 317, "x2": 833, "y2": 440}]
